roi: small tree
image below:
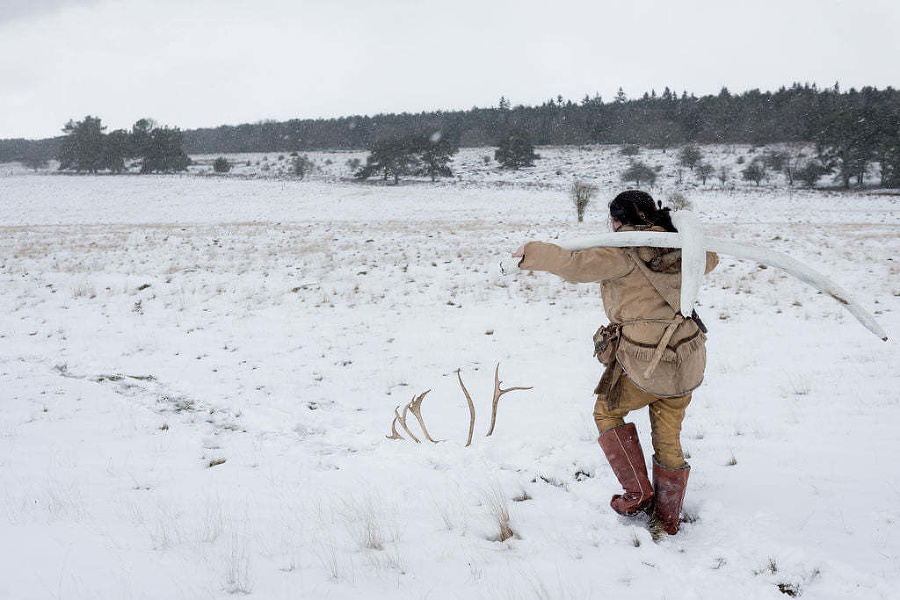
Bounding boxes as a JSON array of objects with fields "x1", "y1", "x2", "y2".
[
  {"x1": 783, "y1": 154, "x2": 801, "y2": 186},
  {"x1": 103, "y1": 129, "x2": 130, "y2": 173},
  {"x1": 796, "y1": 161, "x2": 826, "y2": 188},
  {"x1": 763, "y1": 150, "x2": 788, "y2": 172},
  {"x1": 495, "y1": 130, "x2": 538, "y2": 169},
  {"x1": 416, "y1": 132, "x2": 457, "y2": 181},
  {"x1": 140, "y1": 126, "x2": 189, "y2": 173},
  {"x1": 621, "y1": 144, "x2": 640, "y2": 156},
  {"x1": 717, "y1": 165, "x2": 730, "y2": 185},
  {"x1": 881, "y1": 144, "x2": 900, "y2": 188},
  {"x1": 213, "y1": 157, "x2": 231, "y2": 173},
  {"x1": 22, "y1": 155, "x2": 48, "y2": 171},
  {"x1": 668, "y1": 193, "x2": 692, "y2": 211},
  {"x1": 741, "y1": 161, "x2": 766, "y2": 186},
  {"x1": 356, "y1": 136, "x2": 419, "y2": 184},
  {"x1": 292, "y1": 154, "x2": 314, "y2": 179},
  {"x1": 678, "y1": 145, "x2": 702, "y2": 171},
  {"x1": 696, "y1": 162, "x2": 714, "y2": 185},
  {"x1": 570, "y1": 180, "x2": 597, "y2": 222},
  {"x1": 621, "y1": 161, "x2": 657, "y2": 188}
]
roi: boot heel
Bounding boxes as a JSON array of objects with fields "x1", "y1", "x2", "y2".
[{"x1": 651, "y1": 458, "x2": 690, "y2": 535}]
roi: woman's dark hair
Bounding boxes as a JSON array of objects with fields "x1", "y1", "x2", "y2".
[{"x1": 609, "y1": 190, "x2": 677, "y2": 232}]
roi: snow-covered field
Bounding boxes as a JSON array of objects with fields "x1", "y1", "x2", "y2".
[{"x1": 1, "y1": 155, "x2": 898, "y2": 599}]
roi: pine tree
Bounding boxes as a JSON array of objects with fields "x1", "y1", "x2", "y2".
[
  {"x1": 130, "y1": 118, "x2": 155, "y2": 159},
  {"x1": 213, "y1": 157, "x2": 231, "y2": 173},
  {"x1": 292, "y1": 154, "x2": 314, "y2": 178},
  {"x1": 495, "y1": 130, "x2": 538, "y2": 169},
  {"x1": 815, "y1": 93, "x2": 878, "y2": 188},
  {"x1": 416, "y1": 132, "x2": 457, "y2": 181},
  {"x1": 58, "y1": 116, "x2": 106, "y2": 173},
  {"x1": 103, "y1": 129, "x2": 131, "y2": 173},
  {"x1": 140, "y1": 126, "x2": 189, "y2": 173},
  {"x1": 355, "y1": 136, "x2": 419, "y2": 184}
]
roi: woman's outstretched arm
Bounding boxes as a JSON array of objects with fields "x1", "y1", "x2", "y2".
[{"x1": 515, "y1": 241, "x2": 633, "y2": 283}]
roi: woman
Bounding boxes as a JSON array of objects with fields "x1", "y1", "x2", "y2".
[{"x1": 512, "y1": 190, "x2": 718, "y2": 534}]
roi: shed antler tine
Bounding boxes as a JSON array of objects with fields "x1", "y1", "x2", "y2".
[
  {"x1": 396, "y1": 403, "x2": 421, "y2": 443},
  {"x1": 408, "y1": 389, "x2": 442, "y2": 443},
  {"x1": 456, "y1": 368, "x2": 476, "y2": 448},
  {"x1": 386, "y1": 406, "x2": 405, "y2": 440},
  {"x1": 486, "y1": 363, "x2": 533, "y2": 437}
]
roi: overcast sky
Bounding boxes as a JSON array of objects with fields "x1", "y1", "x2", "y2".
[{"x1": 1, "y1": 0, "x2": 898, "y2": 139}]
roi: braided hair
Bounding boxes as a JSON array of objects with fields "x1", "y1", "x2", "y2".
[{"x1": 608, "y1": 190, "x2": 677, "y2": 233}]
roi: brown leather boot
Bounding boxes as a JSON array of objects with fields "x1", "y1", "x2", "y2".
[
  {"x1": 598, "y1": 423, "x2": 653, "y2": 516},
  {"x1": 652, "y1": 458, "x2": 690, "y2": 534}
]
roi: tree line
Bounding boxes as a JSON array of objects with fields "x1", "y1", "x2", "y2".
[
  {"x1": 174, "y1": 83, "x2": 899, "y2": 156},
  {"x1": 2, "y1": 83, "x2": 898, "y2": 187}
]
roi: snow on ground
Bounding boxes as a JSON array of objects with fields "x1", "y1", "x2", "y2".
[{"x1": 0, "y1": 158, "x2": 898, "y2": 599}]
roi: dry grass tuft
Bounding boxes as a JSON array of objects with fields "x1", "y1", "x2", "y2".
[{"x1": 484, "y1": 486, "x2": 515, "y2": 542}]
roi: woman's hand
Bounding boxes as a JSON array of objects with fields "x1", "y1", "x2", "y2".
[{"x1": 512, "y1": 245, "x2": 525, "y2": 258}]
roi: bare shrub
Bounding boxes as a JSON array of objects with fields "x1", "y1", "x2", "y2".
[
  {"x1": 570, "y1": 180, "x2": 597, "y2": 222},
  {"x1": 717, "y1": 165, "x2": 730, "y2": 185},
  {"x1": 71, "y1": 279, "x2": 95, "y2": 298},
  {"x1": 696, "y1": 162, "x2": 714, "y2": 185},
  {"x1": 338, "y1": 492, "x2": 401, "y2": 553},
  {"x1": 668, "y1": 193, "x2": 692, "y2": 211},
  {"x1": 742, "y1": 161, "x2": 767, "y2": 186}
]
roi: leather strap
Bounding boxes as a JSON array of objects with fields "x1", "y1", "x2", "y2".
[{"x1": 621, "y1": 249, "x2": 687, "y2": 378}]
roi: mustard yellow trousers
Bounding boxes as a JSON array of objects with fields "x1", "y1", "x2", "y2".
[{"x1": 593, "y1": 375, "x2": 691, "y2": 469}]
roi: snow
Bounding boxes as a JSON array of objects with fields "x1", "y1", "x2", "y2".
[{"x1": 1, "y1": 149, "x2": 898, "y2": 599}]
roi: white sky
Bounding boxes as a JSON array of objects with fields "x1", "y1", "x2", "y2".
[{"x1": 1, "y1": 0, "x2": 898, "y2": 139}]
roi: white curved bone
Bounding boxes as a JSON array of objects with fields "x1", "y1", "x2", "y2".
[{"x1": 671, "y1": 211, "x2": 706, "y2": 317}]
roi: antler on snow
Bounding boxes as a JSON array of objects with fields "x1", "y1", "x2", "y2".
[
  {"x1": 407, "y1": 390, "x2": 442, "y2": 443},
  {"x1": 385, "y1": 412, "x2": 405, "y2": 441},
  {"x1": 388, "y1": 364, "x2": 532, "y2": 445},
  {"x1": 456, "y1": 369, "x2": 477, "y2": 447},
  {"x1": 486, "y1": 364, "x2": 533, "y2": 437},
  {"x1": 394, "y1": 404, "x2": 421, "y2": 443}
]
